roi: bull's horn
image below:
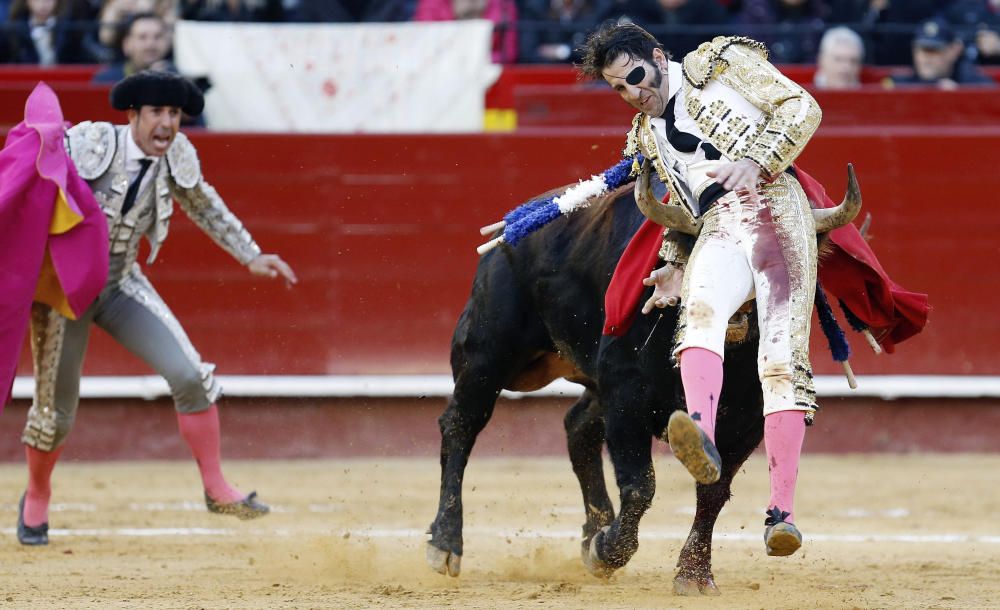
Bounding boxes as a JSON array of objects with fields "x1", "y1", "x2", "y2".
[
  {"x1": 634, "y1": 160, "x2": 702, "y2": 236},
  {"x1": 812, "y1": 164, "x2": 861, "y2": 233}
]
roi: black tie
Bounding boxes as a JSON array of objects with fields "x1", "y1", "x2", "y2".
[{"x1": 121, "y1": 158, "x2": 153, "y2": 216}]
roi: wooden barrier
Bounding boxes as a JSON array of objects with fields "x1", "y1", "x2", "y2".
[
  {"x1": 0, "y1": 81, "x2": 116, "y2": 126},
  {"x1": 6, "y1": 128, "x2": 997, "y2": 378},
  {"x1": 513, "y1": 85, "x2": 1000, "y2": 128}
]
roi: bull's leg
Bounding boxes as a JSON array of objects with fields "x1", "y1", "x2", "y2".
[
  {"x1": 564, "y1": 390, "x2": 615, "y2": 559},
  {"x1": 426, "y1": 373, "x2": 502, "y2": 577},
  {"x1": 584, "y1": 402, "x2": 655, "y2": 578},
  {"x1": 674, "y1": 424, "x2": 761, "y2": 596}
]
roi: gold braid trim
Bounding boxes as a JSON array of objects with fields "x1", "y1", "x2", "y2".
[
  {"x1": 623, "y1": 112, "x2": 643, "y2": 176},
  {"x1": 716, "y1": 45, "x2": 822, "y2": 178},
  {"x1": 682, "y1": 36, "x2": 769, "y2": 88},
  {"x1": 659, "y1": 230, "x2": 691, "y2": 266},
  {"x1": 623, "y1": 113, "x2": 699, "y2": 226},
  {"x1": 682, "y1": 39, "x2": 821, "y2": 179}
]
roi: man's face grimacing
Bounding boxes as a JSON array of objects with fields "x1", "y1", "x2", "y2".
[
  {"x1": 128, "y1": 105, "x2": 181, "y2": 157},
  {"x1": 602, "y1": 48, "x2": 670, "y2": 117}
]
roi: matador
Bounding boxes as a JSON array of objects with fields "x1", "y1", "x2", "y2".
[
  {"x1": 17, "y1": 71, "x2": 298, "y2": 546},
  {"x1": 580, "y1": 22, "x2": 838, "y2": 557}
]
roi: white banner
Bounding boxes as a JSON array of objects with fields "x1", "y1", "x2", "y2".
[{"x1": 174, "y1": 20, "x2": 500, "y2": 133}]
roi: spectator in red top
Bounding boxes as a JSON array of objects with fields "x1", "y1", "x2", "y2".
[{"x1": 413, "y1": 0, "x2": 518, "y2": 64}]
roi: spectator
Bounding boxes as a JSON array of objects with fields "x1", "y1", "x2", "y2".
[
  {"x1": 826, "y1": 0, "x2": 941, "y2": 65},
  {"x1": 719, "y1": 0, "x2": 742, "y2": 15},
  {"x1": 518, "y1": 0, "x2": 606, "y2": 63},
  {"x1": 287, "y1": 0, "x2": 414, "y2": 22},
  {"x1": 99, "y1": 0, "x2": 176, "y2": 48},
  {"x1": 6, "y1": 0, "x2": 92, "y2": 64},
  {"x1": 413, "y1": 0, "x2": 518, "y2": 64},
  {"x1": 936, "y1": 0, "x2": 1000, "y2": 64},
  {"x1": 813, "y1": 25, "x2": 863, "y2": 88},
  {"x1": 975, "y1": 24, "x2": 1000, "y2": 63},
  {"x1": 92, "y1": 11, "x2": 171, "y2": 82},
  {"x1": 889, "y1": 18, "x2": 996, "y2": 89},
  {"x1": 607, "y1": 0, "x2": 731, "y2": 58},
  {"x1": 937, "y1": 0, "x2": 999, "y2": 30},
  {"x1": 737, "y1": 0, "x2": 831, "y2": 64},
  {"x1": 180, "y1": 0, "x2": 283, "y2": 21}
]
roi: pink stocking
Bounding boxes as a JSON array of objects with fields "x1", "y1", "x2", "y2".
[
  {"x1": 764, "y1": 410, "x2": 806, "y2": 523},
  {"x1": 24, "y1": 444, "x2": 64, "y2": 527},
  {"x1": 679, "y1": 347, "x2": 723, "y2": 444},
  {"x1": 177, "y1": 404, "x2": 242, "y2": 503}
]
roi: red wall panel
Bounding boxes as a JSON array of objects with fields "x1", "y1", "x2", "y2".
[
  {"x1": 514, "y1": 86, "x2": 1000, "y2": 128},
  {"x1": 0, "y1": 83, "x2": 116, "y2": 127},
  {"x1": 11, "y1": 127, "x2": 998, "y2": 377}
]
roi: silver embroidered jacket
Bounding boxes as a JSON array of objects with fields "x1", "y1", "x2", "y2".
[
  {"x1": 65, "y1": 122, "x2": 261, "y2": 273},
  {"x1": 623, "y1": 36, "x2": 822, "y2": 264}
]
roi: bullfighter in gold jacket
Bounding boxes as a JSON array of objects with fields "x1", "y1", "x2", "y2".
[{"x1": 579, "y1": 22, "x2": 853, "y2": 557}]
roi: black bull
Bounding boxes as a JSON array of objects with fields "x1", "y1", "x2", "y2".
[{"x1": 427, "y1": 182, "x2": 769, "y2": 595}]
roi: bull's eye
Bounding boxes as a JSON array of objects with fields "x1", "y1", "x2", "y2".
[{"x1": 626, "y1": 66, "x2": 646, "y2": 86}]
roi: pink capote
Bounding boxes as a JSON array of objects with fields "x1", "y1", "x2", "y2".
[{"x1": 0, "y1": 83, "x2": 109, "y2": 408}]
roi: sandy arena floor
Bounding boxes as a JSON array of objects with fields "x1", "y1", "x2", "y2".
[{"x1": 0, "y1": 454, "x2": 998, "y2": 609}]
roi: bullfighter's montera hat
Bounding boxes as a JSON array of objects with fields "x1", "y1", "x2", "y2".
[{"x1": 110, "y1": 70, "x2": 204, "y2": 116}]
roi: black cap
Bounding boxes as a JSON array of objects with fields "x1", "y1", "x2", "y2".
[
  {"x1": 110, "y1": 70, "x2": 205, "y2": 116},
  {"x1": 914, "y1": 18, "x2": 957, "y2": 50}
]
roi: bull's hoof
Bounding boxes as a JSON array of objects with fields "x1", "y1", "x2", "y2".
[
  {"x1": 582, "y1": 526, "x2": 616, "y2": 579},
  {"x1": 666, "y1": 411, "x2": 721, "y2": 485},
  {"x1": 425, "y1": 542, "x2": 462, "y2": 577},
  {"x1": 673, "y1": 574, "x2": 721, "y2": 596}
]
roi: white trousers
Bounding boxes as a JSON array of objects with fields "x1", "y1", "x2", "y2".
[{"x1": 674, "y1": 174, "x2": 818, "y2": 415}]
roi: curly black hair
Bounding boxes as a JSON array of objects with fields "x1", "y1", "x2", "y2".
[{"x1": 576, "y1": 20, "x2": 669, "y2": 81}]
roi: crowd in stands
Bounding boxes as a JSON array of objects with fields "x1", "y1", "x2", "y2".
[{"x1": 0, "y1": 0, "x2": 997, "y2": 88}]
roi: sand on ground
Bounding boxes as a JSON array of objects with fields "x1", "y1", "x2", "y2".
[{"x1": 0, "y1": 454, "x2": 998, "y2": 609}]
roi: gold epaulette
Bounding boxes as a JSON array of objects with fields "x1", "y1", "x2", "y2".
[{"x1": 682, "y1": 36, "x2": 769, "y2": 88}]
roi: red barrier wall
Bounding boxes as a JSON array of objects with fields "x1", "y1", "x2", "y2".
[
  {"x1": 514, "y1": 86, "x2": 1000, "y2": 128},
  {"x1": 484, "y1": 64, "x2": 1000, "y2": 110},
  {"x1": 10, "y1": 125, "x2": 998, "y2": 378},
  {"x1": 2, "y1": 396, "x2": 999, "y2": 460},
  {"x1": 0, "y1": 82, "x2": 116, "y2": 126}
]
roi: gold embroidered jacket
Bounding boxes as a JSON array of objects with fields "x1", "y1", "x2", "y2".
[{"x1": 623, "y1": 36, "x2": 822, "y2": 264}]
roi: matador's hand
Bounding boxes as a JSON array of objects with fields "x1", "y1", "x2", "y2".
[
  {"x1": 248, "y1": 253, "x2": 298, "y2": 287},
  {"x1": 641, "y1": 263, "x2": 683, "y2": 314},
  {"x1": 707, "y1": 159, "x2": 763, "y2": 191}
]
